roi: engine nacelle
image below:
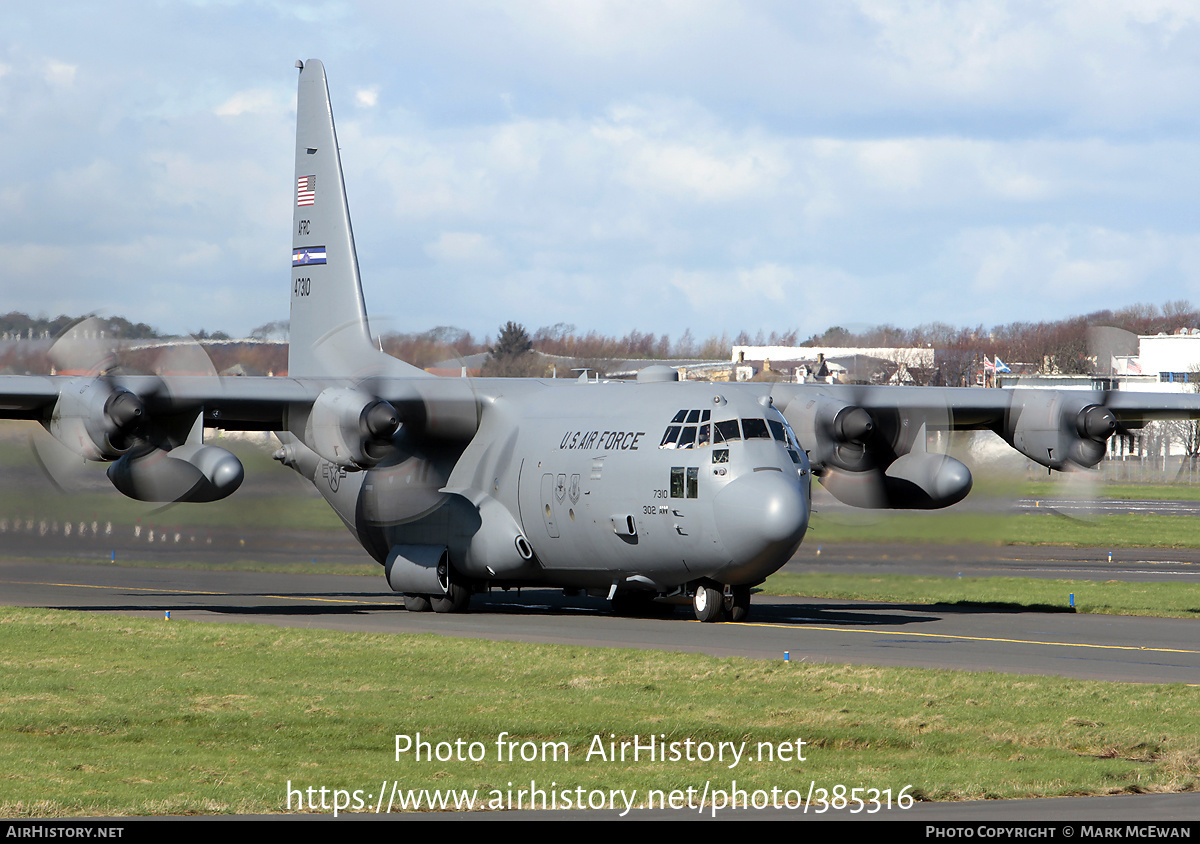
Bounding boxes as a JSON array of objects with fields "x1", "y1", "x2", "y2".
[
  {"x1": 305, "y1": 387, "x2": 400, "y2": 469},
  {"x1": 46, "y1": 377, "x2": 144, "y2": 461},
  {"x1": 819, "y1": 452, "x2": 973, "y2": 510},
  {"x1": 107, "y1": 444, "x2": 244, "y2": 502},
  {"x1": 786, "y1": 396, "x2": 876, "y2": 472},
  {"x1": 999, "y1": 392, "x2": 1116, "y2": 470}
]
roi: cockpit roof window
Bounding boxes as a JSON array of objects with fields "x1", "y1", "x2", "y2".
[{"x1": 659, "y1": 409, "x2": 715, "y2": 449}]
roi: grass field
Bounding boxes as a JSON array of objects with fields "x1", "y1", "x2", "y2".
[
  {"x1": 761, "y1": 573, "x2": 1200, "y2": 619},
  {"x1": 0, "y1": 607, "x2": 1196, "y2": 817},
  {"x1": 806, "y1": 510, "x2": 1200, "y2": 548}
]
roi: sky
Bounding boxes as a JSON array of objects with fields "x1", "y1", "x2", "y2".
[{"x1": 3, "y1": 1, "x2": 1200, "y2": 344}]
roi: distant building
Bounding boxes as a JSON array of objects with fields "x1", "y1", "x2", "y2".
[
  {"x1": 712, "y1": 345, "x2": 936, "y2": 385},
  {"x1": 731, "y1": 344, "x2": 936, "y2": 369}
]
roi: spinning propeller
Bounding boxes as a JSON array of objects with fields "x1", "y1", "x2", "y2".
[
  {"x1": 783, "y1": 381, "x2": 970, "y2": 511},
  {"x1": 32, "y1": 318, "x2": 244, "y2": 504}
]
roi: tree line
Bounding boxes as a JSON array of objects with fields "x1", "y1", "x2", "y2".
[{"x1": 3, "y1": 301, "x2": 1198, "y2": 378}]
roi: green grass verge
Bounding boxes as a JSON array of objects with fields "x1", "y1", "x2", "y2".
[
  {"x1": 0, "y1": 555, "x2": 381, "y2": 577},
  {"x1": 762, "y1": 573, "x2": 1200, "y2": 619},
  {"x1": 808, "y1": 511, "x2": 1200, "y2": 548},
  {"x1": 1020, "y1": 482, "x2": 1200, "y2": 502},
  {"x1": 0, "y1": 608, "x2": 1196, "y2": 817},
  {"x1": 0, "y1": 491, "x2": 344, "y2": 533}
]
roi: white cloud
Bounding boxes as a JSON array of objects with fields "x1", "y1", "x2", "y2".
[
  {"x1": 425, "y1": 231, "x2": 502, "y2": 266},
  {"x1": 42, "y1": 60, "x2": 77, "y2": 88},
  {"x1": 214, "y1": 88, "x2": 286, "y2": 117},
  {"x1": 943, "y1": 227, "x2": 1200, "y2": 313},
  {"x1": 5, "y1": 3, "x2": 1200, "y2": 340}
]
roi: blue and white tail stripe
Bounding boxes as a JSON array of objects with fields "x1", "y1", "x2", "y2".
[{"x1": 292, "y1": 246, "x2": 327, "y2": 267}]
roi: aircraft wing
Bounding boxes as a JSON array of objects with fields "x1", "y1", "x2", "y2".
[
  {"x1": 766, "y1": 381, "x2": 1200, "y2": 509},
  {"x1": 0, "y1": 374, "x2": 316, "y2": 430},
  {"x1": 773, "y1": 382, "x2": 1200, "y2": 441}
]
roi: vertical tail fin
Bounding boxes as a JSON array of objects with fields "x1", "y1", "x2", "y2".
[{"x1": 289, "y1": 59, "x2": 424, "y2": 379}]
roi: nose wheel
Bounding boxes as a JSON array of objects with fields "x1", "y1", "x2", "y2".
[
  {"x1": 723, "y1": 585, "x2": 751, "y2": 622},
  {"x1": 692, "y1": 583, "x2": 752, "y2": 622},
  {"x1": 692, "y1": 584, "x2": 723, "y2": 622}
]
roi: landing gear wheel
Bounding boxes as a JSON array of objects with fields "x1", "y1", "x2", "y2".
[
  {"x1": 431, "y1": 582, "x2": 471, "y2": 613},
  {"x1": 403, "y1": 594, "x2": 432, "y2": 613},
  {"x1": 723, "y1": 586, "x2": 751, "y2": 622},
  {"x1": 693, "y1": 584, "x2": 723, "y2": 623}
]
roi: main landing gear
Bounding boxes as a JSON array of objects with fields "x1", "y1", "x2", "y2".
[
  {"x1": 692, "y1": 583, "x2": 751, "y2": 623},
  {"x1": 403, "y1": 583, "x2": 471, "y2": 613},
  {"x1": 402, "y1": 560, "x2": 472, "y2": 614}
]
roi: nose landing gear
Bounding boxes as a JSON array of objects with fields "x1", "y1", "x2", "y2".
[{"x1": 692, "y1": 583, "x2": 752, "y2": 622}]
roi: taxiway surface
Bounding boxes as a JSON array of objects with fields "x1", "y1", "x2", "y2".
[{"x1": 1, "y1": 554, "x2": 1196, "y2": 685}]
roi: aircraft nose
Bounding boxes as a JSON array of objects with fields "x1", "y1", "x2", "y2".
[{"x1": 712, "y1": 470, "x2": 809, "y2": 582}]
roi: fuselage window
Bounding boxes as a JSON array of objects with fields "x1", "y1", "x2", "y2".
[
  {"x1": 686, "y1": 467, "x2": 699, "y2": 498},
  {"x1": 712, "y1": 448, "x2": 729, "y2": 464},
  {"x1": 670, "y1": 467, "x2": 685, "y2": 498}
]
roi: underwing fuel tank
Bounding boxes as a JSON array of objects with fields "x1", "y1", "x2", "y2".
[
  {"x1": 819, "y1": 452, "x2": 973, "y2": 510},
  {"x1": 107, "y1": 444, "x2": 244, "y2": 503}
]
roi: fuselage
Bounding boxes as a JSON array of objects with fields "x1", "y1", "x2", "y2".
[{"x1": 282, "y1": 377, "x2": 811, "y2": 596}]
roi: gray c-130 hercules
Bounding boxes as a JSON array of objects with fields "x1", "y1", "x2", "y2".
[{"x1": 5, "y1": 59, "x2": 1200, "y2": 622}]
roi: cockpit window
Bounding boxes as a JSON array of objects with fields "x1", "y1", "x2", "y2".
[
  {"x1": 741, "y1": 418, "x2": 770, "y2": 440},
  {"x1": 713, "y1": 419, "x2": 740, "y2": 443},
  {"x1": 663, "y1": 409, "x2": 797, "y2": 451},
  {"x1": 660, "y1": 409, "x2": 715, "y2": 449}
]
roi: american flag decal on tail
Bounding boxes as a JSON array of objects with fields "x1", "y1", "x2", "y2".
[{"x1": 297, "y1": 175, "x2": 316, "y2": 206}]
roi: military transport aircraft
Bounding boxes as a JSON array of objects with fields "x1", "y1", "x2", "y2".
[{"x1": 4, "y1": 59, "x2": 1200, "y2": 622}]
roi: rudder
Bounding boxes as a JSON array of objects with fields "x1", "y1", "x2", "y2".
[{"x1": 289, "y1": 59, "x2": 423, "y2": 379}]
